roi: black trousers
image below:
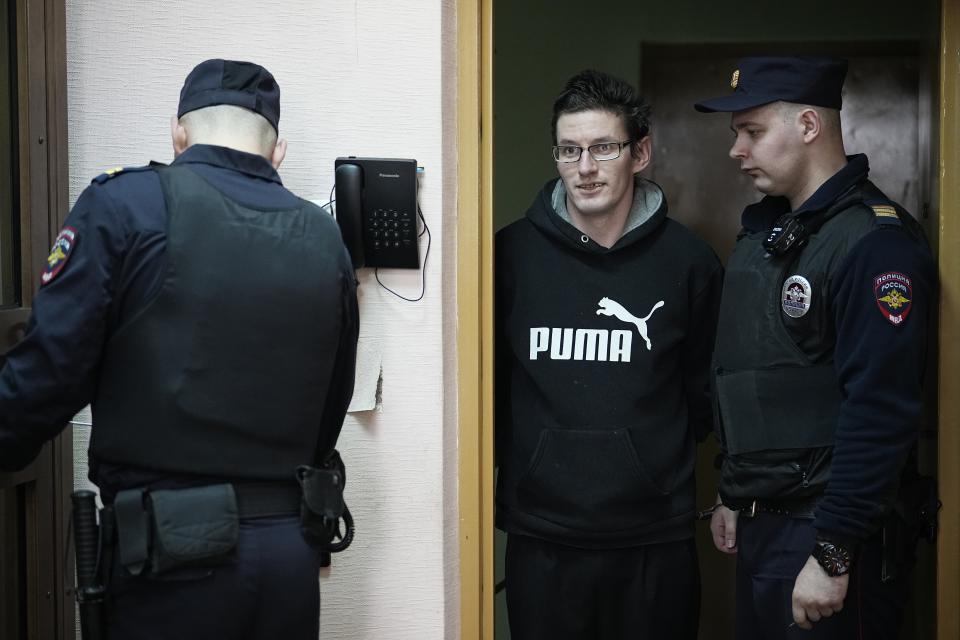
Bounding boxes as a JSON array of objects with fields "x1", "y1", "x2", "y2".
[
  {"x1": 107, "y1": 515, "x2": 322, "y2": 640},
  {"x1": 735, "y1": 513, "x2": 910, "y2": 640},
  {"x1": 505, "y1": 534, "x2": 700, "y2": 640}
]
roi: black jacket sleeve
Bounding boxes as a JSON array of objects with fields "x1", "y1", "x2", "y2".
[
  {"x1": 813, "y1": 225, "x2": 937, "y2": 543},
  {"x1": 314, "y1": 250, "x2": 360, "y2": 457},
  {"x1": 0, "y1": 185, "x2": 125, "y2": 471}
]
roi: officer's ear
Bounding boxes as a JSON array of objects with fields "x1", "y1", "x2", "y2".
[
  {"x1": 798, "y1": 108, "x2": 822, "y2": 144},
  {"x1": 270, "y1": 138, "x2": 287, "y2": 170},
  {"x1": 171, "y1": 116, "x2": 189, "y2": 158}
]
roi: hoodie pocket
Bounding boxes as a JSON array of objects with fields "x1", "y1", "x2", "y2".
[{"x1": 516, "y1": 428, "x2": 669, "y2": 531}]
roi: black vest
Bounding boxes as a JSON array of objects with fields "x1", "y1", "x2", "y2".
[
  {"x1": 713, "y1": 183, "x2": 915, "y2": 505},
  {"x1": 91, "y1": 165, "x2": 348, "y2": 480}
]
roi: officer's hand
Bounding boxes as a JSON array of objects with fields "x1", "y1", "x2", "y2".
[
  {"x1": 709, "y1": 502, "x2": 738, "y2": 553},
  {"x1": 791, "y1": 556, "x2": 848, "y2": 630}
]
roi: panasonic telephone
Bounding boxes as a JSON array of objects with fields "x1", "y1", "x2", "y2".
[{"x1": 334, "y1": 157, "x2": 420, "y2": 269}]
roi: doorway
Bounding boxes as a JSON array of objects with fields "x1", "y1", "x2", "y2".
[
  {"x1": 0, "y1": 0, "x2": 72, "y2": 638},
  {"x1": 489, "y1": 2, "x2": 942, "y2": 639}
]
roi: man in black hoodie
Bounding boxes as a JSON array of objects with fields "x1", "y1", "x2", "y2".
[{"x1": 495, "y1": 69, "x2": 723, "y2": 639}]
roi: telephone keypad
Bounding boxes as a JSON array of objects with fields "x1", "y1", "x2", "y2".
[{"x1": 368, "y1": 210, "x2": 415, "y2": 254}]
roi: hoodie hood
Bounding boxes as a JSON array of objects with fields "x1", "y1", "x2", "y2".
[{"x1": 526, "y1": 175, "x2": 668, "y2": 254}]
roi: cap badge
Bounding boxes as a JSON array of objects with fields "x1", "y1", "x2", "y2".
[
  {"x1": 730, "y1": 69, "x2": 740, "y2": 89},
  {"x1": 781, "y1": 275, "x2": 812, "y2": 318},
  {"x1": 874, "y1": 272, "x2": 913, "y2": 326}
]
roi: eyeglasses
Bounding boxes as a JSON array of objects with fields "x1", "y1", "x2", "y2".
[{"x1": 552, "y1": 140, "x2": 633, "y2": 163}]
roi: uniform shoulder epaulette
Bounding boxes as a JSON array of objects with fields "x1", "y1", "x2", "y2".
[
  {"x1": 91, "y1": 164, "x2": 155, "y2": 184},
  {"x1": 866, "y1": 200, "x2": 902, "y2": 226}
]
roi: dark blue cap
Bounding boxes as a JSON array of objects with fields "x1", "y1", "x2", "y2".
[
  {"x1": 694, "y1": 56, "x2": 847, "y2": 113},
  {"x1": 177, "y1": 59, "x2": 280, "y2": 132}
]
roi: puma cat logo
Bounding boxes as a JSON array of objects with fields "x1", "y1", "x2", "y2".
[{"x1": 596, "y1": 297, "x2": 664, "y2": 351}]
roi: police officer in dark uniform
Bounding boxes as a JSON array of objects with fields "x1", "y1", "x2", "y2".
[
  {"x1": 695, "y1": 57, "x2": 936, "y2": 638},
  {"x1": 0, "y1": 59, "x2": 358, "y2": 639}
]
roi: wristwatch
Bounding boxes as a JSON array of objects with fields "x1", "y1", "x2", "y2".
[{"x1": 812, "y1": 540, "x2": 852, "y2": 577}]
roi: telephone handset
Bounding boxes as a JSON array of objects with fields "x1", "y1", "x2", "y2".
[
  {"x1": 334, "y1": 163, "x2": 364, "y2": 268},
  {"x1": 334, "y1": 157, "x2": 420, "y2": 269}
]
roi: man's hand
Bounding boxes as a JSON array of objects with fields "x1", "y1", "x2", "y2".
[
  {"x1": 709, "y1": 502, "x2": 738, "y2": 553},
  {"x1": 791, "y1": 555, "x2": 849, "y2": 630}
]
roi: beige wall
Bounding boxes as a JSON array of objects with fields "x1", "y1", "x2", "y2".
[{"x1": 66, "y1": 1, "x2": 461, "y2": 638}]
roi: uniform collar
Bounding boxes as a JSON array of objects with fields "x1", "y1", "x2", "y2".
[
  {"x1": 171, "y1": 144, "x2": 283, "y2": 184},
  {"x1": 793, "y1": 153, "x2": 869, "y2": 214},
  {"x1": 741, "y1": 154, "x2": 870, "y2": 232}
]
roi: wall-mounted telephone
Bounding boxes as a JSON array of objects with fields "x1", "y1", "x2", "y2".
[{"x1": 334, "y1": 157, "x2": 420, "y2": 269}]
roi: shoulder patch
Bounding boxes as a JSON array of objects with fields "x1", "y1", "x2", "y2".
[
  {"x1": 874, "y1": 271, "x2": 913, "y2": 326},
  {"x1": 41, "y1": 227, "x2": 77, "y2": 286}
]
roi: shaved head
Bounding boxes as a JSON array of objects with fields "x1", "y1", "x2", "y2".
[{"x1": 179, "y1": 104, "x2": 278, "y2": 158}]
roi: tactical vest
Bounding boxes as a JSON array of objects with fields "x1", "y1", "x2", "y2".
[
  {"x1": 713, "y1": 183, "x2": 914, "y2": 505},
  {"x1": 91, "y1": 165, "x2": 348, "y2": 480}
]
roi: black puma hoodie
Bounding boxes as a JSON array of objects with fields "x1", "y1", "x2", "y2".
[{"x1": 495, "y1": 177, "x2": 723, "y2": 548}]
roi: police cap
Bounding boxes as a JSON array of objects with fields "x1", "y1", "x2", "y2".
[
  {"x1": 694, "y1": 56, "x2": 847, "y2": 113},
  {"x1": 177, "y1": 59, "x2": 280, "y2": 132}
]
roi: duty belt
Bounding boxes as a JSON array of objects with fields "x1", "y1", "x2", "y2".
[
  {"x1": 107, "y1": 482, "x2": 302, "y2": 520},
  {"x1": 741, "y1": 496, "x2": 821, "y2": 519},
  {"x1": 234, "y1": 482, "x2": 302, "y2": 518}
]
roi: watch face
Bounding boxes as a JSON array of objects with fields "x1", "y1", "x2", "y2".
[{"x1": 815, "y1": 542, "x2": 851, "y2": 577}]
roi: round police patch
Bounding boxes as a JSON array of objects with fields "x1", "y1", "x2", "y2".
[
  {"x1": 41, "y1": 227, "x2": 77, "y2": 286},
  {"x1": 781, "y1": 275, "x2": 812, "y2": 318},
  {"x1": 874, "y1": 271, "x2": 913, "y2": 326}
]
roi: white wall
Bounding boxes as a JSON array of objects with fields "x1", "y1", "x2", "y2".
[{"x1": 66, "y1": 1, "x2": 460, "y2": 638}]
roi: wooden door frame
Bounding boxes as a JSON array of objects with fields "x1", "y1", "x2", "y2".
[
  {"x1": 936, "y1": 3, "x2": 960, "y2": 638},
  {"x1": 456, "y1": 2, "x2": 960, "y2": 639},
  {"x1": 1, "y1": 0, "x2": 71, "y2": 638},
  {"x1": 456, "y1": 0, "x2": 493, "y2": 639}
]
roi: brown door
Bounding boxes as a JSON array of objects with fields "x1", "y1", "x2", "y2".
[{"x1": 0, "y1": 0, "x2": 72, "y2": 638}]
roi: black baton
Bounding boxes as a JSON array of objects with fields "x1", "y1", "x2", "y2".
[{"x1": 72, "y1": 490, "x2": 107, "y2": 640}]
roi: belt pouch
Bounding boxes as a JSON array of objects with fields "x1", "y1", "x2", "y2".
[
  {"x1": 296, "y1": 451, "x2": 346, "y2": 549},
  {"x1": 147, "y1": 484, "x2": 239, "y2": 575},
  {"x1": 114, "y1": 489, "x2": 150, "y2": 576}
]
